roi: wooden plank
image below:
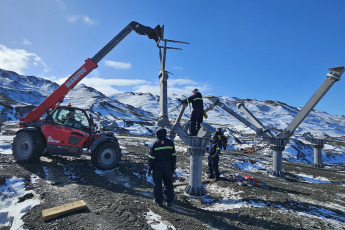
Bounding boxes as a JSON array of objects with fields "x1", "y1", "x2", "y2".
[
  {"x1": 173, "y1": 179, "x2": 211, "y2": 187},
  {"x1": 42, "y1": 200, "x2": 87, "y2": 221}
]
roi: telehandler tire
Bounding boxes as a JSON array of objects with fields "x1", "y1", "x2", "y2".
[
  {"x1": 91, "y1": 141, "x2": 121, "y2": 170},
  {"x1": 12, "y1": 131, "x2": 40, "y2": 162}
]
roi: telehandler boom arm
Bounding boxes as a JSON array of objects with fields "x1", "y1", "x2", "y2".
[{"x1": 20, "y1": 21, "x2": 162, "y2": 126}]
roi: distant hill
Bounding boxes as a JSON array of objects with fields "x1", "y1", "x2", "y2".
[
  {"x1": 0, "y1": 68, "x2": 155, "y2": 124},
  {"x1": 1, "y1": 68, "x2": 344, "y2": 137}
]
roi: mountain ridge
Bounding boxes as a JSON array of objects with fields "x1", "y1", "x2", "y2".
[{"x1": 0, "y1": 68, "x2": 344, "y2": 137}]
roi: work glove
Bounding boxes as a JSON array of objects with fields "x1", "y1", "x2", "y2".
[
  {"x1": 179, "y1": 99, "x2": 188, "y2": 105},
  {"x1": 177, "y1": 98, "x2": 182, "y2": 102}
]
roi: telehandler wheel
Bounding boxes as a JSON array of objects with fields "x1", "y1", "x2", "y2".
[
  {"x1": 12, "y1": 131, "x2": 40, "y2": 162},
  {"x1": 91, "y1": 141, "x2": 121, "y2": 170}
]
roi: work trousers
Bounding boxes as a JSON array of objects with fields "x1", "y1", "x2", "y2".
[
  {"x1": 190, "y1": 109, "x2": 204, "y2": 136},
  {"x1": 153, "y1": 165, "x2": 174, "y2": 204},
  {"x1": 208, "y1": 154, "x2": 220, "y2": 180}
]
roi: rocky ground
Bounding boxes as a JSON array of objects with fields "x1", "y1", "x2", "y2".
[{"x1": 1, "y1": 122, "x2": 345, "y2": 230}]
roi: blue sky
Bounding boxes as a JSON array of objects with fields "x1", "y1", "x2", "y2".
[{"x1": 0, "y1": 0, "x2": 345, "y2": 115}]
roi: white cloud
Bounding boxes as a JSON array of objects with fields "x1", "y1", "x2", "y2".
[
  {"x1": 53, "y1": 70, "x2": 210, "y2": 97},
  {"x1": 134, "y1": 84, "x2": 210, "y2": 96},
  {"x1": 83, "y1": 16, "x2": 96, "y2": 25},
  {"x1": 66, "y1": 15, "x2": 96, "y2": 25},
  {"x1": 54, "y1": 0, "x2": 66, "y2": 9},
  {"x1": 133, "y1": 77, "x2": 211, "y2": 96},
  {"x1": 55, "y1": 76, "x2": 148, "y2": 96},
  {"x1": 105, "y1": 60, "x2": 132, "y2": 70},
  {"x1": 133, "y1": 85, "x2": 160, "y2": 95},
  {"x1": 66, "y1": 15, "x2": 79, "y2": 23},
  {"x1": 22, "y1": 39, "x2": 31, "y2": 45},
  {"x1": 169, "y1": 78, "x2": 197, "y2": 87},
  {"x1": 0, "y1": 44, "x2": 48, "y2": 75}
]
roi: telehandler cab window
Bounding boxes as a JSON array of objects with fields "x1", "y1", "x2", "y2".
[{"x1": 52, "y1": 108, "x2": 90, "y2": 130}]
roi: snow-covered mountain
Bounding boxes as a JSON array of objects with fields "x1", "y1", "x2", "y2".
[
  {"x1": 110, "y1": 94, "x2": 345, "y2": 138},
  {"x1": 1, "y1": 68, "x2": 345, "y2": 138},
  {"x1": 0, "y1": 68, "x2": 155, "y2": 124}
]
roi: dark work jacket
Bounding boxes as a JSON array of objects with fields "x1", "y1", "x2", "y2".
[
  {"x1": 182, "y1": 91, "x2": 204, "y2": 111},
  {"x1": 148, "y1": 137, "x2": 176, "y2": 171},
  {"x1": 214, "y1": 131, "x2": 228, "y2": 150},
  {"x1": 209, "y1": 141, "x2": 221, "y2": 157}
]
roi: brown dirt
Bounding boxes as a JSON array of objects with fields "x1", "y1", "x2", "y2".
[{"x1": 1, "y1": 122, "x2": 345, "y2": 230}]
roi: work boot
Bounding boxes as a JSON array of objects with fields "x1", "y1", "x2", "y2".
[
  {"x1": 166, "y1": 202, "x2": 173, "y2": 207},
  {"x1": 208, "y1": 174, "x2": 215, "y2": 179},
  {"x1": 155, "y1": 202, "x2": 164, "y2": 207},
  {"x1": 154, "y1": 199, "x2": 164, "y2": 207}
]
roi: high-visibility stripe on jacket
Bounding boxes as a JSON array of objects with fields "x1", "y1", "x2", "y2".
[
  {"x1": 155, "y1": 146, "x2": 173, "y2": 151},
  {"x1": 209, "y1": 141, "x2": 221, "y2": 157},
  {"x1": 183, "y1": 91, "x2": 203, "y2": 110},
  {"x1": 148, "y1": 154, "x2": 155, "y2": 159},
  {"x1": 148, "y1": 137, "x2": 176, "y2": 171}
]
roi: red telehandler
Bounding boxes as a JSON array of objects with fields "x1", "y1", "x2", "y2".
[{"x1": 12, "y1": 21, "x2": 162, "y2": 170}]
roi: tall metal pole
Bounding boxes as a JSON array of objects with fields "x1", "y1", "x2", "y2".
[
  {"x1": 157, "y1": 42, "x2": 171, "y2": 128},
  {"x1": 156, "y1": 39, "x2": 188, "y2": 128},
  {"x1": 155, "y1": 36, "x2": 214, "y2": 196}
]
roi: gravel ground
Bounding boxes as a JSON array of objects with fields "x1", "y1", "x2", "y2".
[{"x1": 1, "y1": 122, "x2": 345, "y2": 230}]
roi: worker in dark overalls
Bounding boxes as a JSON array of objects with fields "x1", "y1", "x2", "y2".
[
  {"x1": 214, "y1": 128, "x2": 228, "y2": 150},
  {"x1": 179, "y1": 88, "x2": 204, "y2": 136},
  {"x1": 147, "y1": 127, "x2": 176, "y2": 207},
  {"x1": 208, "y1": 138, "x2": 221, "y2": 181}
]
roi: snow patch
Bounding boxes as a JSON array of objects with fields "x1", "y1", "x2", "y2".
[
  {"x1": 146, "y1": 209, "x2": 176, "y2": 230},
  {"x1": 0, "y1": 176, "x2": 40, "y2": 229}
]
